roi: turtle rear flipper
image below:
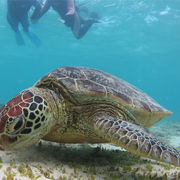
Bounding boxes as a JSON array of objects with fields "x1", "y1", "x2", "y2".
[{"x1": 92, "y1": 112, "x2": 180, "y2": 166}]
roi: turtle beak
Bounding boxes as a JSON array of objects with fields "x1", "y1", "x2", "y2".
[
  {"x1": 0, "y1": 134, "x2": 19, "y2": 150},
  {"x1": 0, "y1": 135, "x2": 8, "y2": 148}
]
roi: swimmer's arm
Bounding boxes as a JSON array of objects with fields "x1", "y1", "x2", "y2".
[
  {"x1": 39, "y1": 0, "x2": 51, "y2": 18},
  {"x1": 31, "y1": 0, "x2": 41, "y2": 20},
  {"x1": 32, "y1": 0, "x2": 51, "y2": 21}
]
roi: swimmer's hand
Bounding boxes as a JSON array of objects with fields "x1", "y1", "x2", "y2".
[
  {"x1": 65, "y1": 9, "x2": 75, "y2": 16},
  {"x1": 58, "y1": 19, "x2": 65, "y2": 24}
]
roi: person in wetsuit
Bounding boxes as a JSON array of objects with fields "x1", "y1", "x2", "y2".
[
  {"x1": 34, "y1": 0, "x2": 98, "y2": 39},
  {"x1": 7, "y1": 0, "x2": 42, "y2": 46}
]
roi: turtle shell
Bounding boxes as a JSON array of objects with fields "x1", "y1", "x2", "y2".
[{"x1": 34, "y1": 66, "x2": 171, "y2": 128}]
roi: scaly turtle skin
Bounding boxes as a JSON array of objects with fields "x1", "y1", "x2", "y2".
[{"x1": 0, "y1": 66, "x2": 179, "y2": 166}]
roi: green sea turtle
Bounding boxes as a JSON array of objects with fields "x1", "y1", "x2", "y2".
[{"x1": 0, "y1": 66, "x2": 179, "y2": 166}]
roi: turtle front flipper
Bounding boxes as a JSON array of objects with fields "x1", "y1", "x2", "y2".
[{"x1": 92, "y1": 112, "x2": 180, "y2": 167}]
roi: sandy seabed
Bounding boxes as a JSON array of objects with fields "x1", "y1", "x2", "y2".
[{"x1": 0, "y1": 141, "x2": 180, "y2": 180}]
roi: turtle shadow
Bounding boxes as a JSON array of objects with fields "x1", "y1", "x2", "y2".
[{"x1": 13, "y1": 142, "x2": 144, "y2": 166}]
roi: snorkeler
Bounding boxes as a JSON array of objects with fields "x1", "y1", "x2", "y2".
[
  {"x1": 33, "y1": 0, "x2": 99, "y2": 39},
  {"x1": 7, "y1": 0, "x2": 42, "y2": 46}
]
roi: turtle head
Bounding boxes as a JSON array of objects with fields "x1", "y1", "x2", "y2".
[{"x1": 0, "y1": 88, "x2": 56, "y2": 149}]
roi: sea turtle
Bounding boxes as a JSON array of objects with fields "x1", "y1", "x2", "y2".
[{"x1": 0, "y1": 66, "x2": 179, "y2": 166}]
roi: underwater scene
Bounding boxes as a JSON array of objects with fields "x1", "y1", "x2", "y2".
[{"x1": 0, "y1": 0, "x2": 180, "y2": 179}]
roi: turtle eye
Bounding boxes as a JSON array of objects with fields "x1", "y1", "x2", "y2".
[{"x1": 6, "y1": 116, "x2": 25, "y2": 134}]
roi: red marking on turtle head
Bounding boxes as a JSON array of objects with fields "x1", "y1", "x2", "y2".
[
  {"x1": 8, "y1": 106, "x2": 22, "y2": 116},
  {"x1": 23, "y1": 90, "x2": 34, "y2": 100},
  {"x1": 0, "y1": 90, "x2": 34, "y2": 134},
  {"x1": 7, "y1": 94, "x2": 22, "y2": 107},
  {"x1": 5, "y1": 91, "x2": 33, "y2": 115},
  {"x1": 19, "y1": 102, "x2": 27, "y2": 108},
  {"x1": 5, "y1": 94, "x2": 24, "y2": 117},
  {"x1": 23, "y1": 91, "x2": 34, "y2": 103}
]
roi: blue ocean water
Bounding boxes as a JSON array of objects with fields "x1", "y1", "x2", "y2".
[{"x1": 0, "y1": 0, "x2": 180, "y2": 125}]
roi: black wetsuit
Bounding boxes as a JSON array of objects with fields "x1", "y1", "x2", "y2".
[
  {"x1": 37, "y1": 0, "x2": 95, "y2": 39},
  {"x1": 7, "y1": 0, "x2": 41, "y2": 32}
]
